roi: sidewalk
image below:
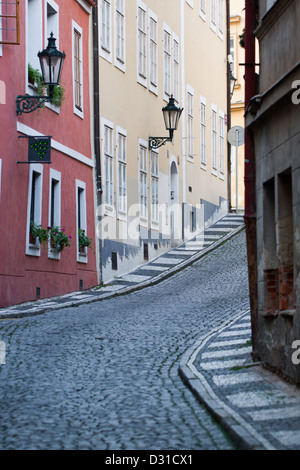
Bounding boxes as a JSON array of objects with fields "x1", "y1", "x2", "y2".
[
  {"x1": 179, "y1": 310, "x2": 300, "y2": 450},
  {"x1": 0, "y1": 212, "x2": 245, "y2": 320}
]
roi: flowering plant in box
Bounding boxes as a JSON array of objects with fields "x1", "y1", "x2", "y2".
[
  {"x1": 78, "y1": 228, "x2": 93, "y2": 252},
  {"x1": 49, "y1": 226, "x2": 72, "y2": 253},
  {"x1": 30, "y1": 221, "x2": 49, "y2": 249}
]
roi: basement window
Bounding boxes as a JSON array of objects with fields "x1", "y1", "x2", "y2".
[{"x1": 112, "y1": 252, "x2": 118, "y2": 270}]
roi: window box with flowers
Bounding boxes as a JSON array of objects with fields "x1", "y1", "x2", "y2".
[
  {"x1": 29, "y1": 221, "x2": 49, "y2": 249},
  {"x1": 78, "y1": 228, "x2": 93, "y2": 257},
  {"x1": 49, "y1": 226, "x2": 72, "y2": 254}
]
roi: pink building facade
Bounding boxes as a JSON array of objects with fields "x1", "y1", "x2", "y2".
[{"x1": 0, "y1": 0, "x2": 98, "y2": 307}]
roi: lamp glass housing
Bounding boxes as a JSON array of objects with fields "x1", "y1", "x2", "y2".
[
  {"x1": 162, "y1": 95, "x2": 183, "y2": 132},
  {"x1": 38, "y1": 33, "x2": 65, "y2": 86}
]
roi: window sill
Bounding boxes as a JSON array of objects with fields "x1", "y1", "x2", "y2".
[
  {"x1": 279, "y1": 309, "x2": 296, "y2": 319},
  {"x1": 77, "y1": 251, "x2": 88, "y2": 264}
]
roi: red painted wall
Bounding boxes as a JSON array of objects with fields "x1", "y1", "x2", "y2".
[{"x1": 0, "y1": 0, "x2": 98, "y2": 307}]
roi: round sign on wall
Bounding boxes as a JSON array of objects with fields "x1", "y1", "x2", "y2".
[{"x1": 227, "y1": 126, "x2": 244, "y2": 147}]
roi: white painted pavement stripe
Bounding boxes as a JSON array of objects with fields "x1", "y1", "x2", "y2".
[
  {"x1": 202, "y1": 346, "x2": 251, "y2": 359},
  {"x1": 118, "y1": 274, "x2": 152, "y2": 283},
  {"x1": 0, "y1": 340, "x2": 6, "y2": 365},
  {"x1": 213, "y1": 372, "x2": 263, "y2": 387},
  {"x1": 226, "y1": 391, "x2": 299, "y2": 409},
  {"x1": 139, "y1": 265, "x2": 170, "y2": 271},
  {"x1": 215, "y1": 221, "x2": 243, "y2": 226},
  {"x1": 34, "y1": 301, "x2": 62, "y2": 307},
  {"x1": 152, "y1": 257, "x2": 183, "y2": 265},
  {"x1": 207, "y1": 338, "x2": 249, "y2": 348},
  {"x1": 271, "y1": 430, "x2": 300, "y2": 447},
  {"x1": 249, "y1": 406, "x2": 300, "y2": 422},
  {"x1": 177, "y1": 248, "x2": 201, "y2": 252},
  {"x1": 70, "y1": 294, "x2": 95, "y2": 300},
  {"x1": 232, "y1": 322, "x2": 251, "y2": 328},
  {"x1": 200, "y1": 358, "x2": 245, "y2": 370},
  {"x1": 171, "y1": 250, "x2": 197, "y2": 255},
  {"x1": 167, "y1": 251, "x2": 191, "y2": 256},
  {"x1": 99, "y1": 285, "x2": 125, "y2": 292},
  {"x1": 206, "y1": 227, "x2": 234, "y2": 232},
  {"x1": 221, "y1": 217, "x2": 244, "y2": 220},
  {"x1": 218, "y1": 329, "x2": 252, "y2": 337},
  {"x1": 202, "y1": 235, "x2": 222, "y2": 239}
]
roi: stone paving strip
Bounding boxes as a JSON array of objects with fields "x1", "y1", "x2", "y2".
[
  {"x1": 0, "y1": 213, "x2": 245, "y2": 319},
  {"x1": 179, "y1": 310, "x2": 300, "y2": 450}
]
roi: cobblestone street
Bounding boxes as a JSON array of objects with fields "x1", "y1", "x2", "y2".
[{"x1": 0, "y1": 230, "x2": 250, "y2": 450}]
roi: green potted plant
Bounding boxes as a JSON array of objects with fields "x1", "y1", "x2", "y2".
[
  {"x1": 30, "y1": 221, "x2": 49, "y2": 249},
  {"x1": 28, "y1": 64, "x2": 45, "y2": 95},
  {"x1": 49, "y1": 226, "x2": 72, "y2": 253},
  {"x1": 78, "y1": 228, "x2": 93, "y2": 254},
  {"x1": 48, "y1": 83, "x2": 65, "y2": 108},
  {"x1": 28, "y1": 63, "x2": 65, "y2": 108}
]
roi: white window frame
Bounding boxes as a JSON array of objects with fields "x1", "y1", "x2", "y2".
[
  {"x1": 114, "y1": 0, "x2": 126, "y2": 72},
  {"x1": 116, "y1": 126, "x2": 127, "y2": 220},
  {"x1": 26, "y1": 0, "x2": 43, "y2": 94},
  {"x1": 200, "y1": 95, "x2": 207, "y2": 169},
  {"x1": 199, "y1": 0, "x2": 206, "y2": 21},
  {"x1": 0, "y1": 1, "x2": 2, "y2": 56},
  {"x1": 173, "y1": 33, "x2": 180, "y2": 103},
  {"x1": 138, "y1": 139, "x2": 148, "y2": 225},
  {"x1": 150, "y1": 149, "x2": 159, "y2": 226},
  {"x1": 0, "y1": 159, "x2": 2, "y2": 202},
  {"x1": 219, "y1": 109, "x2": 225, "y2": 178},
  {"x1": 148, "y1": 9, "x2": 158, "y2": 95},
  {"x1": 211, "y1": 103, "x2": 218, "y2": 175},
  {"x1": 26, "y1": 164, "x2": 43, "y2": 257},
  {"x1": 266, "y1": 0, "x2": 277, "y2": 11},
  {"x1": 230, "y1": 144, "x2": 235, "y2": 174},
  {"x1": 72, "y1": 20, "x2": 84, "y2": 119},
  {"x1": 163, "y1": 23, "x2": 172, "y2": 101},
  {"x1": 44, "y1": 1, "x2": 61, "y2": 114},
  {"x1": 187, "y1": 85, "x2": 194, "y2": 161},
  {"x1": 48, "y1": 168, "x2": 61, "y2": 259},
  {"x1": 100, "y1": 0, "x2": 112, "y2": 63},
  {"x1": 210, "y1": 0, "x2": 217, "y2": 33},
  {"x1": 137, "y1": 0, "x2": 147, "y2": 87},
  {"x1": 217, "y1": 0, "x2": 224, "y2": 40},
  {"x1": 230, "y1": 36, "x2": 235, "y2": 80},
  {"x1": 101, "y1": 118, "x2": 114, "y2": 213},
  {"x1": 76, "y1": 179, "x2": 88, "y2": 263},
  {"x1": 45, "y1": 0, "x2": 59, "y2": 48}
]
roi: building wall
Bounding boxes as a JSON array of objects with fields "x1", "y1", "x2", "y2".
[
  {"x1": 97, "y1": 0, "x2": 228, "y2": 283},
  {"x1": 0, "y1": 0, "x2": 98, "y2": 307},
  {"x1": 246, "y1": 0, "x2": 300, "y2": 383},
  {"x1": 230, "y1": 0, "x2": 245, "y2": 210}
]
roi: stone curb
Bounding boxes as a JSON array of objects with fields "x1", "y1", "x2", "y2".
[{"x1": 178, "y1": 311, "x2": 275, "y2": 451}]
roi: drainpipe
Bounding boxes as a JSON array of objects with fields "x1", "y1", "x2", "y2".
[
  {"x1": 226, "y1": 0, "x2": 232, "y2": 211},
  {"x1": 92, "y1": 0, "x2": 103, "y2": 284},
  {"x1": 244, "y1": 0, "x2": 259, "y2": 361}
]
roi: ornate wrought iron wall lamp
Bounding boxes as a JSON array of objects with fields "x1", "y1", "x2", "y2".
[
  {"x1": 16, "y1": 33, "x2": 65, "y2": 115},
  {"x1": 149, "y1": 95, "x2": 183, "y2": 149}
]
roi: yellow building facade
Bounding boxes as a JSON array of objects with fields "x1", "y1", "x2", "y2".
[
  {"x1": 230, "y1": 0, "x2": 245, "y2": 211},
  {"x1": 97, "y1": 0, "x2": 228, "y2": 283}
]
